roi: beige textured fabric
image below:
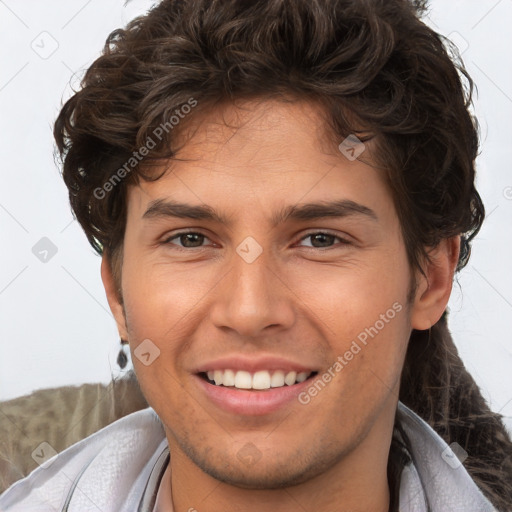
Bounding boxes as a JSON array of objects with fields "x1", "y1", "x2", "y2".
[{"x1": 0, "y1": 371, "x2": 147, "y2": 493}]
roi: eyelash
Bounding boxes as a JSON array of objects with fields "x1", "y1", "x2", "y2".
[{"x1": 161, "y1": 230, "x2": 351, "y2": 251}]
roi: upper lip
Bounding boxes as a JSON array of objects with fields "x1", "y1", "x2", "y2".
[{"x1": 193, "y1": 355, "x2": 318, "y2": 374}]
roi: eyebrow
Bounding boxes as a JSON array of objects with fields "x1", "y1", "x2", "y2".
[{"x1": 142, "y1": 198, "x2": 378, "y2": 226}]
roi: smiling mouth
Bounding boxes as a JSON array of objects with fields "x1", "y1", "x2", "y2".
[{"x1": 199, "y1": 370, "x2": 319, "y2": 391}]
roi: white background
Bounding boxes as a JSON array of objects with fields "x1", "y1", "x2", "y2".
[{"x1": 0, "y1": 0, "x2": 511, "y2": 433}]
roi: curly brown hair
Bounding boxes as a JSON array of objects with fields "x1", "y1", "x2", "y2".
[{"x1": 53, "y1": 0, "x2": 512, "y2": 509}]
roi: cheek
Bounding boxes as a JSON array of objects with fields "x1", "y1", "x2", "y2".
[
  {"x1": 288, "y1": 251, "x2": 412, "y2": 394},
  {"x1": 121, "y1": 256, "x2": 215, "y2": 335},
  {"x1": 120, "y1": 258, "x2": 223, "y2": 403},
  {"x1": 288, "y1": 250, "x2": 410, "y2": 333}
]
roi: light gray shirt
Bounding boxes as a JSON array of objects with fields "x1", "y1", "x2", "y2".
[{"x1": 0, "y1": 402, "x2": 497, "y2": 511}]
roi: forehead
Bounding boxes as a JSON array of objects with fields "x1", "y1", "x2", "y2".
[
  {"x1": 170, "y1": 98, "x2": 366, "y2": 161},
  {"x1": 126, "y1": 98, "x2": 392, "y2": 221}
]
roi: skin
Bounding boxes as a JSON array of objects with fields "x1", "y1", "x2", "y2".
[{"x1": 102, "y1": 99, "x2": 459, "y2": 512}]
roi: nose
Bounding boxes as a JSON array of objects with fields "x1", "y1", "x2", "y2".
[{"x1": 209, "y1": 247, "x2": 296, "y2": 338}]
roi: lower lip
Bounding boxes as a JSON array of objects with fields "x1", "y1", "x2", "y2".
[{"x1": 194, "y1": 374, "x2": 314, "y2": 416}]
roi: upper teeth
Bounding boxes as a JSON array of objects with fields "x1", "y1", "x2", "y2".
[{"x1": 206, "y1": 370, "x2": 311, "y2": 390}]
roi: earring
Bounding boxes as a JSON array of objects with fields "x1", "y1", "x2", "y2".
[{"x1": 117, "y1": 338, "x2": 129, "y2": 369}]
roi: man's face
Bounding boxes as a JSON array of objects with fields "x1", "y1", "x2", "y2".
[{"x1": 112, "y1": 99, "x2": 417, "y2": 488}]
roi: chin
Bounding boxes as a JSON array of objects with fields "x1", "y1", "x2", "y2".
[{"x1": 178, "y1": 437, "x2": 352, "y2": 490}]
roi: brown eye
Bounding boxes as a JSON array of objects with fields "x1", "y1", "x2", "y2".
[
  {"x1": 298, "y1": 232, "x2": 349, "y2": 249},
  {"x1": 179, "y1": 233, "x2": 205, "y2": 247},
  {"x1": 164, "y1": 232, "x2": 209, "y2": 248},
  {"x1": 310, "y1": 233, "x2": 336, "y2": 248}
]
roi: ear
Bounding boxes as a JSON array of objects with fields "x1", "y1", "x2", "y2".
[
  {"x1": 101, "y1": 254, "x2": 129, "y2": 340},
  {"x1": 410, "y1": 236, "x2": 460, "y2": 330}
]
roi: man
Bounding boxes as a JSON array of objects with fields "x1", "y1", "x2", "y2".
[{"x1": 1, "y1": 0, "x2": 511, "y2": 511}]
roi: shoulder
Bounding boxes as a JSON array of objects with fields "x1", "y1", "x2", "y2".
[
  {"x1": 0, "y1": 372, "x2": 148, "y2": 493},
  {"x1": 0, "y1": 407, "x2": 166, "y2": 511}
]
